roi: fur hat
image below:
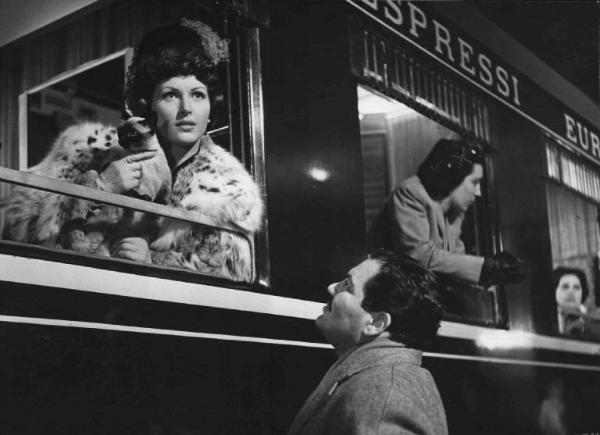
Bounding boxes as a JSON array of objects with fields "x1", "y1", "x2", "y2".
[
  {"x1": 135, "y1": 19, "x2": 229, "y2": 66},
  {"x1": 125, "y1": 18, "x2": 229, "y2": 116}
]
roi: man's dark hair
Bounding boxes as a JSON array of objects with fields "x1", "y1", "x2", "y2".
[
  {"x1": 124, "y1": 22, "x2": 227, "y2": 118},
  {"x1": 553, "y1": 267, "x2": 589, "y2": 302},
  {"x1": 417, "y1": 138, "x2": 484, "y2": 200},
  {"x1": 361, "y1": 249, "x2": 443, "y2": 347}
]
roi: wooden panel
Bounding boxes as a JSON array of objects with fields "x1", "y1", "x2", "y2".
[
  {"x1": 385, "y1": 111, "x2": 458, "y2": 189},
  {"x1": 360, "y1": 131, "x2": 387, "y2": 230}
]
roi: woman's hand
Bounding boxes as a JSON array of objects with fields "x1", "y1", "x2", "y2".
[
  {"x1": 111, "y1": 237, "x2": 152, "y2": 263},
  {"x1": 98, "y1": 151, "x2": 157, "y2": 194}
]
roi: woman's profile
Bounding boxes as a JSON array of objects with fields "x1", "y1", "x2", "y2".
[{"x1": 368, "y1": 138, "x2": 523, "y2": 286}]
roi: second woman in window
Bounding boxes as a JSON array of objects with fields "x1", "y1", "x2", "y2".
[{"x1": 368, "y1": 139, "x2": 522, "y2": 286}]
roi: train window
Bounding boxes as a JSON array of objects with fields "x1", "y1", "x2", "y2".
[
  {"x1": 545, "y1": 137, "x2": 600, "y2": 339},
  {"x1": 0, "y1": 18, "x2": 265, "y2": 285},
  {"x1": 358, "y1": 84, "x2": 499, "y2": 325},
  {"x1": 22, "y1": 52, "x2": 127, "y2": 169},
  {"x1": 358, "y1": 85, "x2": 460, "y2": 230}
]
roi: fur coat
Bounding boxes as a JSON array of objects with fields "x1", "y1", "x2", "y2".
[{"x1": 151, "y1": 135, "x2": 263, "y2": 282}]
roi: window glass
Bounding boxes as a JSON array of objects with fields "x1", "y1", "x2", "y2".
[
  {"x1": 0, "y1": 18, "x2": 262, "y2": 285},
  {"x1": 25, "y1": 56, "x2": 125, "y2": 167},
  {"x1": 545, "y1": 140, "x2": 600, "y2": 339}
]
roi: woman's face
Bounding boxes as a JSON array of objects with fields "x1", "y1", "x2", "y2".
[
  {"x1": 555, "y1": 274, "x2": 583, "y2": 307},
  {"x1": 448, "y1": 163, "x2": 483, "y2": 214},
  {"x1": 151, "y1": 75, "x2": 210, "y2": 150}
]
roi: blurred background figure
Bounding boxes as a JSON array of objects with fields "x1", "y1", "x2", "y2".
[
  {"x1": 537, "y1": 378, "x2": 567, "y2": 435},
  {"x1": 554, "y1": 267, "x2": 588, "y2": 335}
]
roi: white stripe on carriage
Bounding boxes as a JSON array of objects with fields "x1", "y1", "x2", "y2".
[
  {"x1": 2, "y1": 253, "x2": 600, "y2": 358},
  {"x1": 1, "y1": 314, "x2": 600, "y2": 371}
]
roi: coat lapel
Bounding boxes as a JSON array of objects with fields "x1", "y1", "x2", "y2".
[
  {"x1": 431, "y1": 203, "x2": 448, "y2": 248},
  {"x1": 288, "y1": 338, "x2": 422, "y2": 435},
  {"x1": 287, "y1": 354, "x2": 347, "y2": 434},
  {"x1": 412, "y1": 177, "x2": 447, "y2": 248}
]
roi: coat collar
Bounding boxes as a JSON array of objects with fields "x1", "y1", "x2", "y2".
[
  {"x1": 287, "y1": 337, "x2": 422, "y2": 435},
  {"x1": 405, "y1": 176, "x2": 447, "y2": 237},
  {"x1": 327, "y1": 337, "x2": 421, "y2": 384},
  {"x1": 173, "y1": 135, "x2": 214, "y2": 170}
]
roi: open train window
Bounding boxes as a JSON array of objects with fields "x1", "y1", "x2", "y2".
[
  {"x1": 358, "y1": 84, "x2": 500, "y2": 326},
  {"x1": 0, "y1": 15, "x2": 266, "y2": 287}
]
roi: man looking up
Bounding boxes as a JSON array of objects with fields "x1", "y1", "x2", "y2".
[{"x1": 288, "y1": 250, "x2": 448, "y2": 435}]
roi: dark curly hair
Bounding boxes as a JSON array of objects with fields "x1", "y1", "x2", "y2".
[
  {"x1": 362, "y1": 249, "x2": 443, "y2": 348},
  {"x1": 417, "y1": 138, "x2": 485, "y2": 200},
  {"x1": 553, "y1": 267, "x2": 589, "y2": 303},
  {"x1": 124, "y1": 21, "x2": 228, "y2": 118}
]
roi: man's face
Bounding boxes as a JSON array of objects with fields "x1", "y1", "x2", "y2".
[
  {"x1": 448, "y1": 163, "x2": 483, "y2": 214},
  {"x1": 316, "y1": 259, "x2": 382, "y2": 354}
]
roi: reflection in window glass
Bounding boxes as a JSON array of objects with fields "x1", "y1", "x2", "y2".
[
  {"x1": 547, "y1": 181, "x2": 600, "y2": 339},
  {"x1": 26, "y1": 56, "x2": 125, "y2": 167},
  {"x1": 1, "y1": 54, "x2": 128, "y2": 254}
]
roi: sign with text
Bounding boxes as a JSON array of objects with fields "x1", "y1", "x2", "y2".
[
  {"x1": 348, "y1": 0, "x2": 521, "y2": 107},
  {"x1": 563, "y1": 112, "x2": 600, "y2": 161},
  {"x1": 347, "y1": 0, "x2": 600, "y2": 165}
]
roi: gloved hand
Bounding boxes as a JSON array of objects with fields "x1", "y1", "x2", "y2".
[{"x1": 479, "y1": 251, "x2": 525, "y2": 285}]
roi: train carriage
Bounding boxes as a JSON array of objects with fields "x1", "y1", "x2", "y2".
[{"x1": 1, "y1": 1, "x2": 600, "y2": 433}]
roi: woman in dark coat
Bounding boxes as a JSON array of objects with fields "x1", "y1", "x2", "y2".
[{"x1": 368, "y1": 138, "x2": 521, "y2": 286}]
